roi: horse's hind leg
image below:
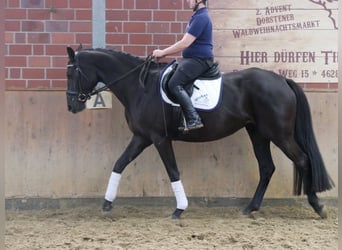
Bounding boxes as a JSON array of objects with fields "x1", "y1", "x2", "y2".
[
  {"x1": 274, "y1": 137, "x2": 326, "y2": 218},
  {"x1": 243, "y1": 125, "x2": 275, "y2": 215}
]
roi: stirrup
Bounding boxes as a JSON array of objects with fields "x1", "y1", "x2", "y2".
[{"x1": 178, "y1": 117, "x2": 203, "y2": 132}]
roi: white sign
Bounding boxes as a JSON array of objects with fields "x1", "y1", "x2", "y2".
[
  {"x1": 211, "y1": 0, "x2": 338, "y2": 83},
  {"x1": 86, "y1": 91, "x2": 112, "y2": 109}
]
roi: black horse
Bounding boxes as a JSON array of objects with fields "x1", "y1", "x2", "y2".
[{"x1": 66, "y1": 46, "x2": 333, "y2": 219}]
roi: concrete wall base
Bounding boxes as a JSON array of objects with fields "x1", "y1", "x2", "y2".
[{"x1": 5, "y1": 197, "x2": 337, "y2": 210}]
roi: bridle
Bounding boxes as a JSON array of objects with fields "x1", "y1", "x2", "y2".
[{"x1": 66, "y1": 54, "x2": 154, "y2": 103}]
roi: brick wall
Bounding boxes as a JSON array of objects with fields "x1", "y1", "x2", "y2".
[
  {"x1": 5, "y1": 0, "x2": 336, "y2": 91},
  {"x1": 5, "y1": 0, "x2": 190, "y2": 90}
]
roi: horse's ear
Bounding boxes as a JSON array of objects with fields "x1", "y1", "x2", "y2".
[
  {"x1": 67, "y1": 47, "x2": 75, "y2": 60},
  {"x1": 77, "y1": 43, "x2": 83, "y2": 51}
]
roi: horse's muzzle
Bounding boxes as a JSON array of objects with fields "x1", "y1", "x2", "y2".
[{"x1": 66, "y1": 92, "x2": 86, "y2": 113}]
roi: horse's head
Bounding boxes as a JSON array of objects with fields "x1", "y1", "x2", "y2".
[{"x1": 66, "y1": 46, "x2": 98, "y2": 113}]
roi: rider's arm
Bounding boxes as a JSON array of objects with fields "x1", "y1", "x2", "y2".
[{"x1": 153, "y1": 33, "x2": 196, "y2": 58}]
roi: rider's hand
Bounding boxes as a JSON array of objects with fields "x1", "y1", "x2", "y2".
[{"x1": 152, "y1": 49, "x2": 165, "y2": 59}]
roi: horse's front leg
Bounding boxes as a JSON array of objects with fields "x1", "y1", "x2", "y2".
[
  {"x1": 153, "y1": 137, "x2": 188, "y2": 219},
  {"x1": 102, "y1": 135, "x2": 152, "y2": 213}
]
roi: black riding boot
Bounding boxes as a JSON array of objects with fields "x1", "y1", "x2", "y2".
[{"x1": 172, "y1": 85, "x2": 204, "y2": 131}]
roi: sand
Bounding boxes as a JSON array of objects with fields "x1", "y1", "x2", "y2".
[{"x1": 5, "y1": 203, "x2": 338, "y2": 249}]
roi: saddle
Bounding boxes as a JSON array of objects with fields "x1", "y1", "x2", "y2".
[{"x1": 160, "y1": 60, "x2": 222, "y2": 111}]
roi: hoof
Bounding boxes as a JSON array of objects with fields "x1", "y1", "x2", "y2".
[
  {"x1": 102, "y1": 199, "x2": 113, "y2": 215},
  {"x1": 318, "y1": 205, "x2": 328, "y2": 219},
  {"x1": 242, "y1": 205, "x2": 259, "y2": 216},
  {"x1": 171, "y1": 208, "x2": 184, "y2": 220}
]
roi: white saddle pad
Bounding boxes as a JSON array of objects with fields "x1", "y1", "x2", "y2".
[{"x1": 160, "y1": 66, "x2": 222, "y2": 111}]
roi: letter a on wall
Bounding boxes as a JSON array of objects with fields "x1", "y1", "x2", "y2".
[{"x1": 86, "y1": 91, "x2": 112, "y2": 109}]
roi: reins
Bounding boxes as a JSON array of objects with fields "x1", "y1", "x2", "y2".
[
  {"x1": 69, "y1": 51, "x2": 169, "y2": 138},
  {"x1": 139, "y1": 54, "x2": 153, "y2": 88},
  {"x1": 89, "y1": 54, "x2": 154, "y2": 97},
  {"x1": 72, "y1": 54, "x2": 154, "y2": 102}
]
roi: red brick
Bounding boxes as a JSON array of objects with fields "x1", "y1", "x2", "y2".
[
  {"x1": 136, "y1": 0, "x2": 158, "y2": 9},
  {"x1": 123, "y1": 0, "x2": 134, "y2": 9},
  {"x1": 148, "y1": 22, "x2": 170, "y2": 33},
  {"x1": 5, "y1": 9, "x2": 26, "y2": 19},
  {"x1": 15, "y1": 33, "x2": 26, "y2": 43},
  {"x1": 147, "y1": 45, "x2": 156, "y2": 55},
  {"x1": 33, "y1": 45, "x2": 44, "y2": 55},
  {"x1": 70, "y1": 0, "x2": 91, "y2": 8},
  {"x1": 21, "y1": 0, "x2": 44, "y2": 8},
  {"x1": 160, "y1": 0, "x2": 182, "y2": 10},
  {"x1": 7, "y1": 0, "x2": 20, "y2": 8},
  {"x1": 106, "y1": 33, "x2": 128, "y2": 45},
  {"x1": 177, "y1": 10, "x2": 192, "y2": 22},
  {"x1": 106, "y1": 45, "x2": 123, "y2": 51},
  {"x1": 124, "y1": 22, "x2": 146, "y2": 33},
  {"x1": 28, "y1": 56, "x2": 51, "y2": 67},
  {"x1": 129, "y1": 10, "x2": 152, "y2": 21},
  {"x1": 51, "y1": 79, "x2": 66, "y2": 89},
  {"x1": 9, "y1": 45, "x2": 32, "y2": 55},
  {"x1": 5, "y1": 56, "x2": 27, "y2": 67},
  {"x1": 46, "y1": 68, "x2": 65, "y2": 79},
  {"x1": 5, "y1": 32, "x2": 14, "y2": 43},
  {"x1": 28, "y1": 33, "x2": 50, "y2": 43},
  {"x1": 46, "y1": 21, "x2": 68, "y2": 32},
  {"x1": 22, "y1": 68, "x2": 45, "y2": 79},
  {"x1": 46, "y1": 45, "x2": 67, "y2": 55},
  {"x1": 153, "y1": 34, "x2": 177, "y2": 45},
  {"x1": 9, "y1": 68, "x2": 21, "y2": 78},
  {"x1": 52, "y1": 33, "x2": 75, "y2": 44},
  {"x1": 5, "y1": 79, "x2": 27, "y2": 89},
  {"x1": 154, "y1": 11, "x2": 176, "y2": 21},
  {"x1": 28, "y1": 9, "x2": 50, "y2": 20},
  {"x1": 106, "y1": 0, "x2": 123, "y2": 9},
  {"x1": 106, "y1": 22, "x2": 123, "y2": 32},
  {"x1": 5, "y1": 21, "x2": 20, "y2": 31},
  {"x1": 72, "y1": 42, "x2": 91, "y2": 49},
  {"x1": 176, "y1": 33, "x2": 184, "y2": 40},
  {"x1": 48, "y1": 0, "x2": 68, "y2": 8},
  {"x1": 106, "y1": 10, "x2": 128, "y2": 21},
  {"x1": 76, "y1": 10, "x2": 91, "y2": 20},
  {"x1": 75, "y1": 34, "x2": 92, "y2": 45},
  {"x1": 171, "y1": 23, "x2": 182, "y2": 33},
  {"x1": 22, "y1": 21, "x2": 44, "y2": 32},
  {"x1": 51, "y1": 9, "x2": 75, "y2": 20},
  {"x1": 123, "y1": 46, "x2": 146, "y2": 56},
  {"x1": 70, "y1": 21, "x2": 91, "y2": 32},
  {"x1": 27, "y1": 80, "x2": 50, "y2": 89},
  {"x1": 130, "y1": 34, "x2": 152, "y2": 45},
  {"x1": 52, "y1": 56, "x2": 68, "y2": 68}
]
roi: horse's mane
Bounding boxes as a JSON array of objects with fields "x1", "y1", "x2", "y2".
[
  {"x1": 80, "y1": 48, "x2": 167, "y2": 69},
  {"x1": 81, "y1": 48, "x2": 144, "y2": 64}
]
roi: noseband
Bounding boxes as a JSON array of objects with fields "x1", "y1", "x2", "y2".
[
  {"x1": 67, "y1": 54, "x2": 154, "y2": 103},
  {"x1": 66, "y1": 63, "x2": 92, "y2": 103}
]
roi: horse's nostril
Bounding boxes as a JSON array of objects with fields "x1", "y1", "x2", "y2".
[{"x1": 68, "y1": 105, "x2": 72, "y2": 111}]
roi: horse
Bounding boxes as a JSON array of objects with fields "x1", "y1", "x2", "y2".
[{"x1": 66, "y1": 46, "x2": 334, "y2": 219}]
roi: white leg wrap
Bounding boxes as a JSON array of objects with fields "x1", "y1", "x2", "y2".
[
  {"x1": 171, "y1": 180, "x2": 188, "y2": 210},
  {"x1": 105, "y1": 172, "x2": 122, "y2": 202}
]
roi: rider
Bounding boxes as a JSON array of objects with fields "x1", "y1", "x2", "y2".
[{"x1": 153, "y1": 0, "x2": 213, "y2": 131}]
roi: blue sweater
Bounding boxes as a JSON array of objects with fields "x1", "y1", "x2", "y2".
[{"x1": 182, "y1": 8, "x2": 213, "y2": 59}]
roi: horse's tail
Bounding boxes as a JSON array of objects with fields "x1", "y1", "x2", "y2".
[{"x1": 286, "y1": 79, "x2": 334, "y2": 195}]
